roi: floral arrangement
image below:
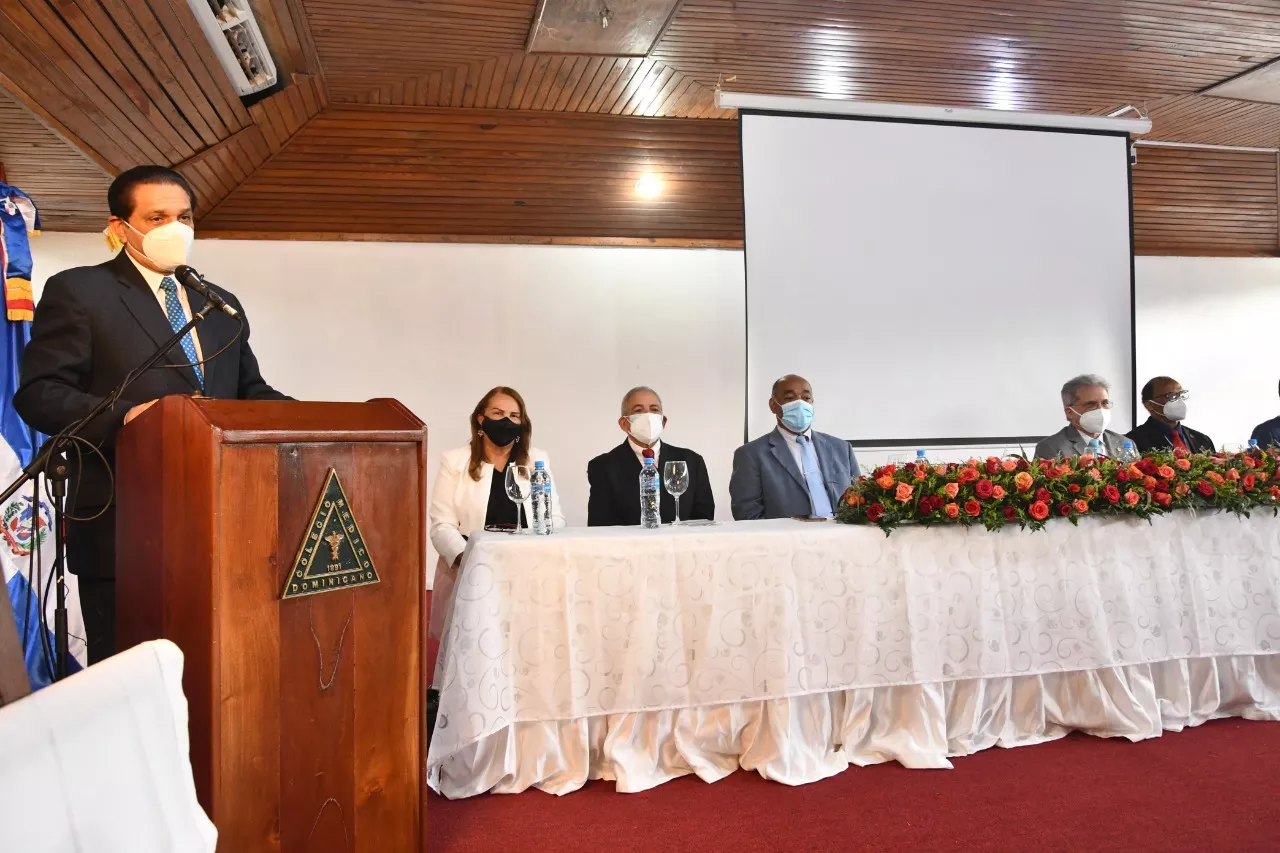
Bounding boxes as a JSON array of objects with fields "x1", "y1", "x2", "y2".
[{"x1": 836, "y1": 447, "x2": 1280, "y2": 534}]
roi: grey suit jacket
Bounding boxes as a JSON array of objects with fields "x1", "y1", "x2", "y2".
[
  {"x1": 730, "y1": 427, "x2": 860, "y2": 520},
  {"x1": 1033, "y1": 425, "x2": 1129, "y2": 460}
]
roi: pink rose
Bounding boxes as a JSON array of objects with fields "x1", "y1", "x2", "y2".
[{"x1": 943, "y1": 482, "x2": 960, "y2": 499}]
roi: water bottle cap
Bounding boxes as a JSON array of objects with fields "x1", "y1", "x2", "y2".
[
  {"x1": 916, "y1": 450, "x2": 926, "y2": 457},
  {"x1": 1249, "y1": 439, "x2": 1259, "y2": 447},
  {"x1": 1123, "y1": 441, "x2": 1134, "y2": 449},
  {"x1": 534, "y1": 460, "x2": 546, "y2": 468}
]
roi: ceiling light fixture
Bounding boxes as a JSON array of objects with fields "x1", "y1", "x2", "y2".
[{"x1": 635, "y1": 174, "x2": 663, "y2": 198}]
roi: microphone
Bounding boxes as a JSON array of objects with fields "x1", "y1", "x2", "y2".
[{"x1": 173, "y1": 265, "x2": 239, "y2": 318}]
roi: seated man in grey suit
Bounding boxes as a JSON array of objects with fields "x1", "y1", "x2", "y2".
[
  {"x1": 1034, "y1": 373, "x2": 1129, "y2": 459},
  {"x1": 729, "y1": 374, "x2": 860, "y2": 519}
]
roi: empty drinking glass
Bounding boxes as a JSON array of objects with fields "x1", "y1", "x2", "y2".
[
  {"x1": 663, "y1": 460, "x2": 690, "y2": 525},
  {"x1": 504, "y1": 464, "x2": 532, "y2": 534}
]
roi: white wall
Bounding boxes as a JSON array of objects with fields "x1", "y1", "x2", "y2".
[
  {"x1": 27, "y1": 234, "x2": 746, "y2": 584},
  {"x1": 26, "y1": 235, "x2": 1280, "y2": 583},
  {"x1": 1135, "y1": 256, "x2": 1280, "y2": 449}
]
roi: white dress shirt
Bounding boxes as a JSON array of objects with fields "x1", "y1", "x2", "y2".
[
  {"x1": 778, "y1": 426, "x2": 812, "y2": 474},
  {"x1": 629, "y1": 438, "x2": 660, "y2": 467},
  {"x1": 127, "y1": 252, "x2": 204, "y2": 364}
]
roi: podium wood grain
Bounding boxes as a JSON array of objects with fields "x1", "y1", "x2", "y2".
[{"x1": 116, "y1": 396, "x2": 427, "y2": 851}]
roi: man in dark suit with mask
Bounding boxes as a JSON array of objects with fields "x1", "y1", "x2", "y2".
[
  {"x1": 1127, "y1": 376, "x2": 1214, "y2": 454},
  {"x1": 14, "y1": 165, "x2": 288, "y2": 663},
  {"x1": 587, "y1": 386, "x2": 715, "y2": 526}
]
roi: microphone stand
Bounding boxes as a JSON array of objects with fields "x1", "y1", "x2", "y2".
[{"x1": 0, "y1": 301, "x2": 219, "y2": 681}]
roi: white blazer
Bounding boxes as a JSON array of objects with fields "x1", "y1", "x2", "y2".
[{"x1": 428, "y1": 444, "x2": 566, "y2": 565}]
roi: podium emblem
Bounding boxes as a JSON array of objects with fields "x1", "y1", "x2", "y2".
[{"x1": 281, "y1": 469, "x2": 381, "y2": 600}]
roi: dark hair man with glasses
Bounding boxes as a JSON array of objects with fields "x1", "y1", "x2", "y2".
[{"x1": 1127, "y1": 376, "x2": 1214, "y2": 454}]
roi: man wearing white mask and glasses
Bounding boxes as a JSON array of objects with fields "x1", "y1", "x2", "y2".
[
  {"x1": 1034, "y1": 374, "x2": 1128, "y2": 459},
  {"x1": 1127, "y1": 376, "x2": 1214, "y2": 454},
  {"x1": 729, "y1": 374, "x2": 859, "y2": 520},
  {"x1": 15, "y1": 165, "x2": 287, "y2": 663},
  {"x1": 587, "y1": 386, "x2": 715, "y2": 526}
]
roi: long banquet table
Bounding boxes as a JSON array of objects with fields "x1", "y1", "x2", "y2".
[{"x1": 427, "y1": 514, "x2": 1280, "y2": 798}]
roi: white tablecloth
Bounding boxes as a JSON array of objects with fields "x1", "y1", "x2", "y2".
[
  {"x1": 0, "y1": 640, "x2": 216, "y2": 852},
  {"x1": 428, "y1": 514, "x2": 1280, "y2": 798}
]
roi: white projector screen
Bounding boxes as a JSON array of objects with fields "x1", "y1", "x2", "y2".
[{"x1": 741, "y1": 112, "x2": 1135, "y2": 445}]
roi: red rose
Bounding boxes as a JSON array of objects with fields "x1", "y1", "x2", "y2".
[
  {"x1": 1197, "y1": 480, "x2": 1214, "y2": 497},
  {"x1": 1124, "y1": 490, "x2": 1141, "y2": 506},
  {"x1": 1016, "y1": 458, "x2": 1030, "y2": 472},
  {"x1": 1116, "y1": 469, "x2": 1130, "y2": 482},
  {"x1": 1138, "y1": 459, "x2": 1158, "y2": 476},
  {"x1": 964, "y1": 500, "x2": 982, "y2": 517},
  {"x1": 1244, "y1": 474, "x2": 1257, "y2": 492},
  {"x1": 1058, "y1": 502, "x2": 1072, "y2": 516},
  {"x1": 1154, "y1": 492, "x2": 1172, "y2": 508},
  {"x1": 1003, "y1": 506, "x2": 1018, "y2": 521},
  {"x1": 1103, "y1": 484, "x2": 1121, "y2": 503},
  {"x1": 867, "y1": 503, "x2": 885, "y2": 521},
  {"x1": 1068, "y1": 484, "x2": 1081, "y2": 494},
  {"x1": 1155, "y1": 479, "x2": 1170, "y2": 494},
  {"x1": 1173, "y1": 446, "x2": 1189, "y2": 458},
  {"x1": 1028, "y1": 500, "x2": 1050, "y2": 521},
  {"x1": 1244, "y1": 456, "x2": 1258, "y2": 469},
  {"x1": 985, "y1": 458, "x2": 1001, "y2": 475},
  {"x1": 958, "y1": 467, "x2": 980, "y2": 484},
  {"x1": 881, "y1": 464, "x2": 897, "y2": 476},
  {"x1": 1035, "y1": 487, "x2": 1051, "y2": 504},
  {"x1": 975, "y1": 479, "x2": 994, "y2": 499}
]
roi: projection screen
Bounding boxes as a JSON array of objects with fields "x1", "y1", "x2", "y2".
[{"x1": 740, "y1": 111, "x2": 1135, "y2": 445}]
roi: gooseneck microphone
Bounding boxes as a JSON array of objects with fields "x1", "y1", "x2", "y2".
[{"x1": 173, "y1": 265, "x2": 239, "y2": 318}]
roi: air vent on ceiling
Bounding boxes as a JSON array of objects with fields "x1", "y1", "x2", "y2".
[{"x1": 185, "y1": 0, "x2": 277, "y2": 96}]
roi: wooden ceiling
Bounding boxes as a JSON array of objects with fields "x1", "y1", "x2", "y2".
[{"x1": 2, "y1": 0, "x2": 1280, "y2": 253}]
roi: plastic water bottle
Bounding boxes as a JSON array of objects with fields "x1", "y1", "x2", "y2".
[
  {"x1": 639, "y1": 455, "x2": 661, "y2": 529},
  {"x1": 530, "y1": 461, "x2": 551, "y2": 535},
  {"x1": 1116, "y1": 441, "x2": 1139, "y2": 464},
  {"x1": 915, "y1": 449, "x2": 929, "y2": 467}
]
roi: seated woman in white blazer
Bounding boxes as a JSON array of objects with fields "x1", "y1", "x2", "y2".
[{"x1": 428, "y1": 385, "x2": 564, "y2": 640}]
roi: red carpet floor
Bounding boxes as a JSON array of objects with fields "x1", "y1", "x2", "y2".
[{"x1": 428, "y1": 718, "x2": 1280, "y2": 853}]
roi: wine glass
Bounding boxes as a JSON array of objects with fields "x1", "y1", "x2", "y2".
[
  {"x1": 663, "y1": 460, "x2": 690, "y2": 525},
  {"x1": 504, "y1": 464, "x2": 532, "y2": 534}
]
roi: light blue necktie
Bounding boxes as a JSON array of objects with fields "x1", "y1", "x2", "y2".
[
  {"x1": 159, "y1": 276, "x2": 203, "y2": 388},
  {"x1": 797, "y1": 434, "x2": 833, "y2": 518}
]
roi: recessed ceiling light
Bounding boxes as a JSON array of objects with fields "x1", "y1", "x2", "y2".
[{"x1": 635, "y1": 174, "x2": 663, "y2": 198}]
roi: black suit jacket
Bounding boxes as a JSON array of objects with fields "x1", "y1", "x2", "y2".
[
  {"x1": 14, "y1": 251, "x2": 288, "y2": 513},
  {"x1": 587, "y1": 441, "x2": 715, "y2": 526},
  {"x1": 1126, "y1": 417, "x2": 1215, "y2": 455}
]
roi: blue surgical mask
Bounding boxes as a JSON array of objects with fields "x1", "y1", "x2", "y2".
[{"x1": 778, "y1": 399, "x2": 814, "y2": 432}]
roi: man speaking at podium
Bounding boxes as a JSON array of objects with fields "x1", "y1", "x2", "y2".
[{"x1": 13, "y1": 165, "x2": 288, "y2": 664}]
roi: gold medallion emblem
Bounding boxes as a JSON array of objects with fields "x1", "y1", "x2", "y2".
[{"x1": 280, "y1": 469, "x2": 381, "y2": 600}]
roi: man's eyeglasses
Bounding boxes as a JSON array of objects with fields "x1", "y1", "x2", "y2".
[{"x1": 1150, "y1": 390, "x2": 1191, "y2": 404}]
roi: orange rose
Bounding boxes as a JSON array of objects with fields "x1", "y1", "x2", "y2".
[
  {"x1": 1124, "y1": 490, "x2": 1141, "y2": 506},
  {"x1": 1175, "y1": 483, "x2": 1190, "y2": 497},
  {"x1": 1084, "y1": 485, "x2": 1097, "y2": 499},
  {"x1": 845, "y1": 491, "x2": 863, "y2": 507},
  {"x1": 895, "y1": 482, "x2": 915, "y2": 503},
  {"x1": 934, "y1": 464, "x2": 950, "y2": 476},
  {"x1": 1143, "y1": 476, "x2": 1158, "y2": 491},
  {"x1": 1207, "y1": 471, "x2": 1225, "y2": 486},
  {"x1": 1226, "y1": 468, "x2": 1241, "y2": 482},
  {"x1": 943, "y1": 482, "x2": 960, "y2": 499},
  {"x1": 876, "y1": 475, "x2": 895, "y2": 490},
  {"x1": 943, "y1": 502, "x2": 960, "y2": 519},
  {"x1": 1175, "y1": 458, "x2": 1192, "y2": 472},
  {"x1": 1073, "y1": 499, "x2": 1088, "y2": 513},
  {"x1": 1157, "y1": 465, "x2": 1175, "y2": 479},
  {"x1": 1088, "y1": 468, "x2": 1102, "y2": 481},
  {"x1": 964, "y1": 499, "x2": 982, "y2": 517},
  {"x1": 1127, "y1": 465, "x2": 1144, "y2": 480},
  {"x1": 913, "y1": 467, "x2": 928, "y2": 482},
  {"x1": 1001, "y1": 459, "x2": 1018, "y2": 473},
  {"x1": 1014, "y1": 472, "x2": 1034, "y2": 492},
  {"x1": 1028, "y1": 500, "x2": 1049, "y2": 521},
  {"x1": 991, "y1": 485, "x2": 1006, "y2": 499},
  {"x1": 958, "y1": 467, "x2": 979, "y2": 484}
]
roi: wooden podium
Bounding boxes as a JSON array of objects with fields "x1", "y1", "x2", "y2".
[{"x1": 115, "y1": 396, "x2": 427, "y2": 851}]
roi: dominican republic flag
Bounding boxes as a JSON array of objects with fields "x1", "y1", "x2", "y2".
[{"x1": 0, "y1": 182, "x2": 86, "y2": 688}]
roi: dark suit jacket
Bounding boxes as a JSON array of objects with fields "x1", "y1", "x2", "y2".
[
  {"x1": 14, "y1": 251, "x2": 287, "y2": 516},
  {"x1": 1127, "y1": 417, "x2": 1214, "y2": 455},
  {"x1": 587, "y1": 441, "x2": 715, "y2": 526}
]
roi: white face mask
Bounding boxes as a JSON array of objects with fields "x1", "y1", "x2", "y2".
[
  {"x1": 1072, "y1": 406, "x2": 1112, "y2": 436},
  {"x1": 1159, "y1": 399, "x2": 1187, "y2": 422},
  {"x1": 627, "y1": 412, "x2": 664, "y2": 446},
  {"x1": 124, "y1": 220, "x2": 194, "y2": 272}
]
